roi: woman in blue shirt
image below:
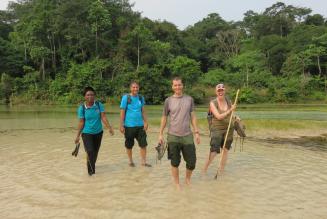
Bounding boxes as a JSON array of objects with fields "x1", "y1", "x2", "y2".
[{"x1": 74, "y1": 87, "x2": 114, "y2": 176}]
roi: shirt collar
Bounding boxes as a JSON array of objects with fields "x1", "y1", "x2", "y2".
[{"x1": 84, "y1": 101, "x2": 96, "y2": 109}]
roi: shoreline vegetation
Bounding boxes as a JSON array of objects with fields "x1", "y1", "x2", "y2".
[
  {"x1": 1, "y1": 103, "x2": 326, "y2": 145},
  {"x1": 1, "y1": 1, "x2": 327, "y2": 105}
]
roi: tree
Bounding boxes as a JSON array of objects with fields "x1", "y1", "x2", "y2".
[
  {"x1": 125, "y1": 21, "x2": 153, "y2": 70},
  {"x1": 88, "y1": 0, "x2": 111, "y2": 56},
  {"x1": 227, "y1": 50, "x2": 268, "y2": 88},
  {"x1": 0, "y1": 73, "x2": 14, "y2": 103},
  {"x1": 215, "y1": 29, "x2": 242, "y2": 58},
  {"x1": 30, "y1": 46, "x2": 51, "y2": 80},
  {"x1": 0, "y1": 37, "x2": 24, "y2": 77},
  {"x1": 305, "y1": 45, "x2": 326, "y2": 76},
  {"x1": 258, "y1": 35, "x2": 289, "y2": 75},
  {"x1": 305, "y1": 14, "x2": 325, "y2": 26},
  {"x1": 168, "y1": 56, "x2": 202, "y2": 87}
]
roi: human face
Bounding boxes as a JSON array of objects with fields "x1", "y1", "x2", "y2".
[
  {"x1": 130, "y1": 83, "x2": 139, "y2": 96},
  {"x1": 216, "y1": 88, "x2": 225, "y2": 98},
  {"x1": 84, "y1": 91, "x2": 95, "y2": 103},
  {"x1": 172, "y1": 79, "x2": 183, "y2": 96}
]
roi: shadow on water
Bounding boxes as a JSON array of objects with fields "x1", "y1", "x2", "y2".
[{"x1": 253, "y1": 133, "x2": 327, "y2": 152}]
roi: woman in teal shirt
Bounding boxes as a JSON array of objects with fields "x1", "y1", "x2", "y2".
[{"x1": 74, "y1": 87, "x2": 114, "y2": 176}]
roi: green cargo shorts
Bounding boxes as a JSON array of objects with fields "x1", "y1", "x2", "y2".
[
  {"x1": 124, "y1": 126, "x2": 147, "y2": 149},
  {"x1": 167, "y1": 134, "x2": 196, "y2": 170},
  {"x1": 210, "y1": 131, "x2": 233, "y2": 153}
]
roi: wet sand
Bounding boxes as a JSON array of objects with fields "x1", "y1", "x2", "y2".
[{"x1": 1, "y1": 127, "x2": 327, "y2": 219}]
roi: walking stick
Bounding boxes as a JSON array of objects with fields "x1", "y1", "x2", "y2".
[{"x1": 214, "y1": 89, "x2": 240, "y2": 179}]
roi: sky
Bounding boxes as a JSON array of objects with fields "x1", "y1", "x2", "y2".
[{"x1": 1, "y1": 0, "x2": 326, "y2": 30}]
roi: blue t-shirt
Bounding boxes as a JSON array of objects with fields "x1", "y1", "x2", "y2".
[
  {"x1": 77, "y1": 101, "x2": 105, "y2": 134},
  {"x1": 120, "y1": 94, "x2": 145, "y2": 127}
]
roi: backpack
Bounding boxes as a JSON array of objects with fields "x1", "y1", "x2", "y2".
[
  {"x1": 123, "y1": 94, "x2": 144, "y2": 121},
  {"x1": 125, "y1": 94, "x2": 144, "y2": 106}
]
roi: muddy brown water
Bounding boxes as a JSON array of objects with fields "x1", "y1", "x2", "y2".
[{"x1": 0, "y1": 105, "x2": 326, "y2": 219}]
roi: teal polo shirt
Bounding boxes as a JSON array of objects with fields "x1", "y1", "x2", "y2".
[
  {"x1": 77, "y1": 101, "x2": 105, "y2": 134},
  {"x1": 120, "y1": 94, "x2": 145, "y2": 127}
]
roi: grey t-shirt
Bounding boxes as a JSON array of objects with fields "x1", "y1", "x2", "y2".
[{"x1": 163, "y1": 95, "x2": 195, "y2": 136}]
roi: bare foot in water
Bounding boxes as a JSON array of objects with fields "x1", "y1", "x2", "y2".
[
  {"x1": 185, "y1": 179, "x2": 191, "y2": 186},
  {"x1": 175, "y1": 183, "x2": 182, "y2": 191},
  {"x1": 201, "y1": 169, "x2": 207, "y2": 176}
]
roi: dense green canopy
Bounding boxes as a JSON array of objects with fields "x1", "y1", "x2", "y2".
[{"x1": 0, "y1": 1, "x2": 326, "y2": 104}]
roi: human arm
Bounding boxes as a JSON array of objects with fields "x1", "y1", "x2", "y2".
[
  {"x1": 158, "y1": 115, "x2": 167, "y2": 145},
  {"x1": 74, "y1": 119, "x2": 84, "y2": 144},
  {"x1": 210, "y1": 101, "x2": 236, "y2": 120},
  {"x1": 119, "y1": 95, "x2": 127, "y2": 134},
  {"x1": 120, "y1": 109, "x2": 125, "y2": 134},
  {"x1": 191, "y1": 112, "x2": 200, "y2": 144},
  {"x1": 141, "y1": 106, "x2": 148, "y2": 131},
  {"x1": 101, "y1": 112, "x2": 114, "y2": 135}
]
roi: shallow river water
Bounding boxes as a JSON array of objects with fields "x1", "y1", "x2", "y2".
[{"x1": 0, "y1": 105, "x2": 326, "y2": 219}]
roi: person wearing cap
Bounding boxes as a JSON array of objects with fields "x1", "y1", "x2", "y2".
[
  {"x1": 202, "y1": 83, "x2": 236, "y2": 174},
  {"x1": 158, "y1": 77, "x2": 200, "y2": 190}
]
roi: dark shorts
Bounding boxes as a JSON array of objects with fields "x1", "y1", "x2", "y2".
[
  {"x1": 167, "y1": 134, "x2": 196, "y2": 170},
  {"x1": 124, "y1": 126, "x2": 147, "y2": 149},
  {"x1": 210, "y1": 131, "x2": 233, "y2": 153}
]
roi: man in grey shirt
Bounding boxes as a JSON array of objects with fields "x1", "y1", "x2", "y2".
[{"x1": 158, "y1": 77, "x2": 200, "y2": 190}]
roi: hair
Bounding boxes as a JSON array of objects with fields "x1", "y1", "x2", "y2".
[
  {"x1": 83, "y1": 86, "x2": 96, "y2": 96},
  {"x1": 130, "y1": 81, "x2": 139, "y2": 87},
  {"x1": 171, "y1": 76, "x2": 182, "y2": 84}
]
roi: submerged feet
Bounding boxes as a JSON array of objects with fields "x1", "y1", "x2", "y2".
[
  {"x1": 175, "y1": 183, "x2": 182, "y2": 191},
  {"x1": 129, "y1": 162, "x2": 152, "y2": 167}
]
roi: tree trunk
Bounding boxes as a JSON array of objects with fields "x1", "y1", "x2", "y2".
[
  {"x1": 280, "y1": 23, "x2": 283, "y2": 37},
  {"x1": 317, "y1": 55, "x2": 321, "y2": 77},
  {"x1": 246, "y1": 64, "x2": 249, "y2": 88},
  {"x1": 48, "y1": 34, "x2": 56, "y2": 74},
  {"x1": 41, "y1": 58, "x2": 45, "y2": 81},
  {"x1": 302, "y1": 59, "x2": 305, "y2": 77},
  {"x1": 24, "y1": 40, "x2": 27, "y2": 63},
  {"x1": 95, "y1": 20, "x2": 98, "y2": 57},
  {"x1": 137, "y1": 37, "x2": 140, "y2": 71},
  {"x1": 52, "y1": 33, "x2": 56, "y2": 73}
]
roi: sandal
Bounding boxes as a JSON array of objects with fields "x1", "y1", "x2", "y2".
[{"x1": 142, "y1": 163, "x2": 152, "y2": 167}]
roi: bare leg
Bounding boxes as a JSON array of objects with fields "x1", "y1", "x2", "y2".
[
  {"x1": 185, "y1": 169, "x2": 193, "y2": 185},
  {"x1": 202, "y1": 151, "x2": 218, "y2": 174},
  {"x1": 219, "y1": 148, "x2": 229, "y2": 173},
  {"x1": 140, "y1": 147, "x2": 147, "y2": 165},
  {"x1": 126, "y1": 148, "x2": 134, "y2": 166},
  {"x1": 171, "y1": 166, "x2": 181, "y2": 190}
]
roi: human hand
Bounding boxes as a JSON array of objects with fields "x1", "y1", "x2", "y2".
[
  {"x1": 109, "y1": 127, "x2": 114, "y2": 136},
  {"x1": 195, "y1": 133, "x2": 200, "y2": 144},
  {"x1": 120, "y1": 125, "x2": 125, "y2": 134},
  {"x1": 158, "y1": 134, "x2": 164, "y2": 145},
  {"x1": 144, "y1": 122, "x2": 148, "y2": 131},
  {"x1": 74, "y1": 136, "x2": 80, "y2": 144}
]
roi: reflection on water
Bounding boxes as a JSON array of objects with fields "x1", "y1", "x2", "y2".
[{"x1": 1, "y1": 105, "x2": 327, "y2": 218}]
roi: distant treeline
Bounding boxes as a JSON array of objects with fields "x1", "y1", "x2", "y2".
[{"x1": 0, "y1": 0, "x2": 326, "y2": 104}]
